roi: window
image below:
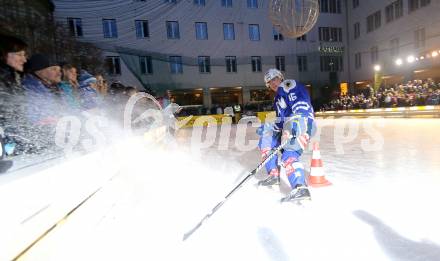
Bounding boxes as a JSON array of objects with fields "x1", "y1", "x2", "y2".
[
  {"x1": 297, "y1": 56, "x2": 308, "y2": 72},
  {"x1": 139, "y1": 56, "x2": 153, "y2": 74},
  {"x1": 352, "y1": 0, "x2": 359, "y2": 8},
  {"x1": 354, "y1": 22, "x2": 360, "y2": 39},
  {"x1": 320, "y1": 56, "x2": 343, "y2": 71},
  {"x1": 249, "y1": 24, "x2": 260, "y2": 41},
  {"x1": 322, "y1": 0, "x2": 342, "y2": 13},
  {"x1": 251, "y1": 56, "x2": 262, "y2": 72},
  {"x1": 198, "y1": 56, "x2": 211, "y2": 73},
  {"x1": 370, "y1": 46, "x2": 379, "y2": 63},
  {"x1": 297, "y1": 34, "x2": 307, "y2": 41},
  {"x1": 222, "y1": 0, "x2": 232, "y2": 7},
  {"x1": 386, "y1": 0, "x2": 403, "y2": 23},
  {"x1": 194, "y1": 0, "x2": 205, "y2": 5},
  {"x1": 409, "y1": 0, "x2": 419, "y2": 12},
  {"x1": 319, "y1": 27, "x2": 342, "y2": 42},
  {"x1": 414, "y1": 28, "x2": 425, "y2": 48},
  {"x1": 195, "y1": 22, "x2": 208, "y2": 40},
  {"x1": 275, "y1": 56, "x2": 285, "y2": 71},
  {"x1": 330, "y1": 0, "x2": 341, "y2": 13},
  {"x1": 367, "y1": 15, "x2": 374, "y2": 32},
  {"x1": 390, "y1": 38, "x2": 399, "y2": 57},
  {"x1": 135, "y1": 20, "x2": 149, "y2": 38},
  {"x1": 320, "y1": 0, "x2": 341, "y2": 13},
  {"x1": 247, "y1": 0, "x2": 258, "y2": 8},
  {"x1": 106, "y1": 56, "x2": 121, "y2": 75},
  {"x1": 166, "y1": 21, "x2": 180, "y2": 39},
  {"x1": 330, "y1": 27, "x2": 342, "y2": 42},
  {"x1": 223, "y1": 23, "x2": 235, "y2": 40},
  {"x1": 68, "y1": 18, "x2": 83, "y2": 37},
  {"x1": 225, "y1": 56, "x2": 237, "y2": 72},
  {"x1": 319, "y1": 27, "x2": 330, "y2": 41},
  {"x1": 367, "y1": 11, "x2": 381, "y2": 33},
  {"x1": 170, "y1": 56, "x2": 183, "y2": 74},
  {"x1": 374, "y1": 11, "x2": 381, "y2": 30},
  {"x1": 355, "y1": 53, "x2": 362, "y2": 69},
  {"x1": 385, "y1": 5, "x2": 394, "y2": 23},
  {"x1": 103, "y1": 19, "x2": 117, "y2": 38},
  {"x1": 273, "y1": 27, "x2": 284, "y2": 41},
  {"x1": 395, "y1": 0, "x2": 404, "y2": 18},
  {"x1": 321, "y1": 0, "x2": 328, "y2": 12},
  {"x1": 421, "y1": 0, "x2": 431, "y2": 7},
  {"x1": 409, "y1": 0, "x2": 430, "y2": 12}
]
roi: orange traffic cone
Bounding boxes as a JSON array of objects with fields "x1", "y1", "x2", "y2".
[{"x1": 308, "y1": 142, "x2": 331, "y2": 187}]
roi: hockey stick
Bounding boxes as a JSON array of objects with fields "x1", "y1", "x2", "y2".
[{"x1": 182, "y1": 134, "x2": 293, "y2": 241}]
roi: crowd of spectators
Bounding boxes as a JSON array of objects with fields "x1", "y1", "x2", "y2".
[
  {"x1": 322, "y1": 79, "x2": 440, "y2": 111},
  {"x1": 0, "y1": 32, "x2": 157, "y2": 164}
]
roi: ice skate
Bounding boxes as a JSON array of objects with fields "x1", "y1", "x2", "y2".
[
  {"x1": 280, "y1": 185, "x2": 311, "y2": 203},
  {"x1": 257, "y1": 169, "x2": 280, "y2": 187}
]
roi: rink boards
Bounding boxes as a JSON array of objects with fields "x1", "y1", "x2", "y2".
[
  {"x1": 0, "y1": 128, "x2": 165, "y2": 261},
  {"x1": 0, "y1": 148, "x2": 123, "y2": 260},
  {"x1": 316, "y1": 105, "x2": 440, "y2": 118}
]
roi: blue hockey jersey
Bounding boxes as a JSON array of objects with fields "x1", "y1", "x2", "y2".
[{"x1": 273, "y1": 79, "x2": 314, "y2": 131}]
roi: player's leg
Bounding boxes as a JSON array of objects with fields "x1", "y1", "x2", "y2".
[
  {"x1": 280, "y1": 117, "x2": 315, "y2": 201},
  {"x1": 257, "y1": 123, "x2": 281, "y2": 186}
]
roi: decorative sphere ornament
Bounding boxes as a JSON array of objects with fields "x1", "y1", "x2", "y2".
[{"x1": 269, "y1": 0, "x2": 320, "y2": 38}]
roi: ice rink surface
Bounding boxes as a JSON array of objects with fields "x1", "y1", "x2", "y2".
[{"x1": 17, "y1": 118, "x2": 440, "y2": 261}]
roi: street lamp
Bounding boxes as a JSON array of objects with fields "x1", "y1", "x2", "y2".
[
  {"x1": 407, "y1": 55, "x2": 415, "y2": 63},
  {"x1": 373, "y1": 64, "x2": 381, "y2": 71},
  {"x1": 395, "y1": 58, "x2": 403, "y2": 66},
  {"x1": 432, "y1": 51, "x2": 438, "y2": 57}
]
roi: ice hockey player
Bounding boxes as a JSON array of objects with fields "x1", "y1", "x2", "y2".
[{"x1": 257, "y1": 68, "x2": 315, "y2": 202}]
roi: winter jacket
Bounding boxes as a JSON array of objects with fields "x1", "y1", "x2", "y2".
[
  {"x1": 58, "y1": 81, "x2": 80, "y2": 111},
  {"x1": 0, "y1": 63, "x2": 44, "y2": 155},
  {"x1": 22, "y1": 74, "x2": 63, "y2": 125},
  {"x1": 0, "y1": 62, "x2": 27, "y2": 134}
]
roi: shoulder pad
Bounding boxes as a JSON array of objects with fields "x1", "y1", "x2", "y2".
[{"x1": 281, "y1": 80, "x2": 296, "y2": 92}]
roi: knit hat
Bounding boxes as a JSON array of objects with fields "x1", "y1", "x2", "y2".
[
  {"x1": 24, "y1": 53, "x2": 58, "y2": 73},
  {"x1": 78, "y1": 70, "x2": 97, "y2": 87}
]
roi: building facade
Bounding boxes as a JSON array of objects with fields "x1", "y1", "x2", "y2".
[
  {"x1": 52, "y1": 0, "x2": 350, "y2": 108},
  {"x1": 52, "y1": 0, "x2": 440, "y2": 107},
  {"x1": 347, "y1": 0, "x2": 440, "y2": 90}
]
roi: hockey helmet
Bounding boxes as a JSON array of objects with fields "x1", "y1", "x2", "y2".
[{"x1": 264, "y1": 68, "x2": 284, "y2": 88}]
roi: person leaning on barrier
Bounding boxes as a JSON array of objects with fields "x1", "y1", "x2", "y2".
[
  {"x1": 22, "y1": 54, "x2": 65, "y2": 154},
  {"x1": 0, "y1": 33, "x2": 29, "y2": 156},
  {"x1": 58, "y1": 63, "x2": 81, "y2": 111}
]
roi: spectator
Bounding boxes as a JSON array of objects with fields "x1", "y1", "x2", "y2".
[
  {"x1": 107, "y1": 82, "x2": 125, "y2": 100},
  {"x1": 0, "y1": 34, "x2": 27, "y2": 90},
  {"x1": 22, "y1": 53, "x2": 64, "y2": 153},
  {"x1": 0, "y1": 33, "x2": 28, "y2": 155},
  {"x1": 322, "y1": 78, "x2": 440, "y2": 111},
  {"x1": 22, "y1": 53, "x2": 63, "y2": 124},
  {"x1": 216, "y1": 105, "x2": 223, "y2": 114},
  {"x1": 124, "y1": 86, "x2": 138, "y2": 97},
  {"x1": 96, "y1": 74, "x2": 108, "y2": 96},
  {"x1": 0, "y1": 33, "x2": 27, "y2": 116},
  {"x1": 58, "y1": 63, "x2": 80, "y2": 111},
  {"x1": 78, "y1": 70, "x2": 99, "y2": 110},
  {"x1": 161, "y1": 90, "x2": 171, "y2": 108}
]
